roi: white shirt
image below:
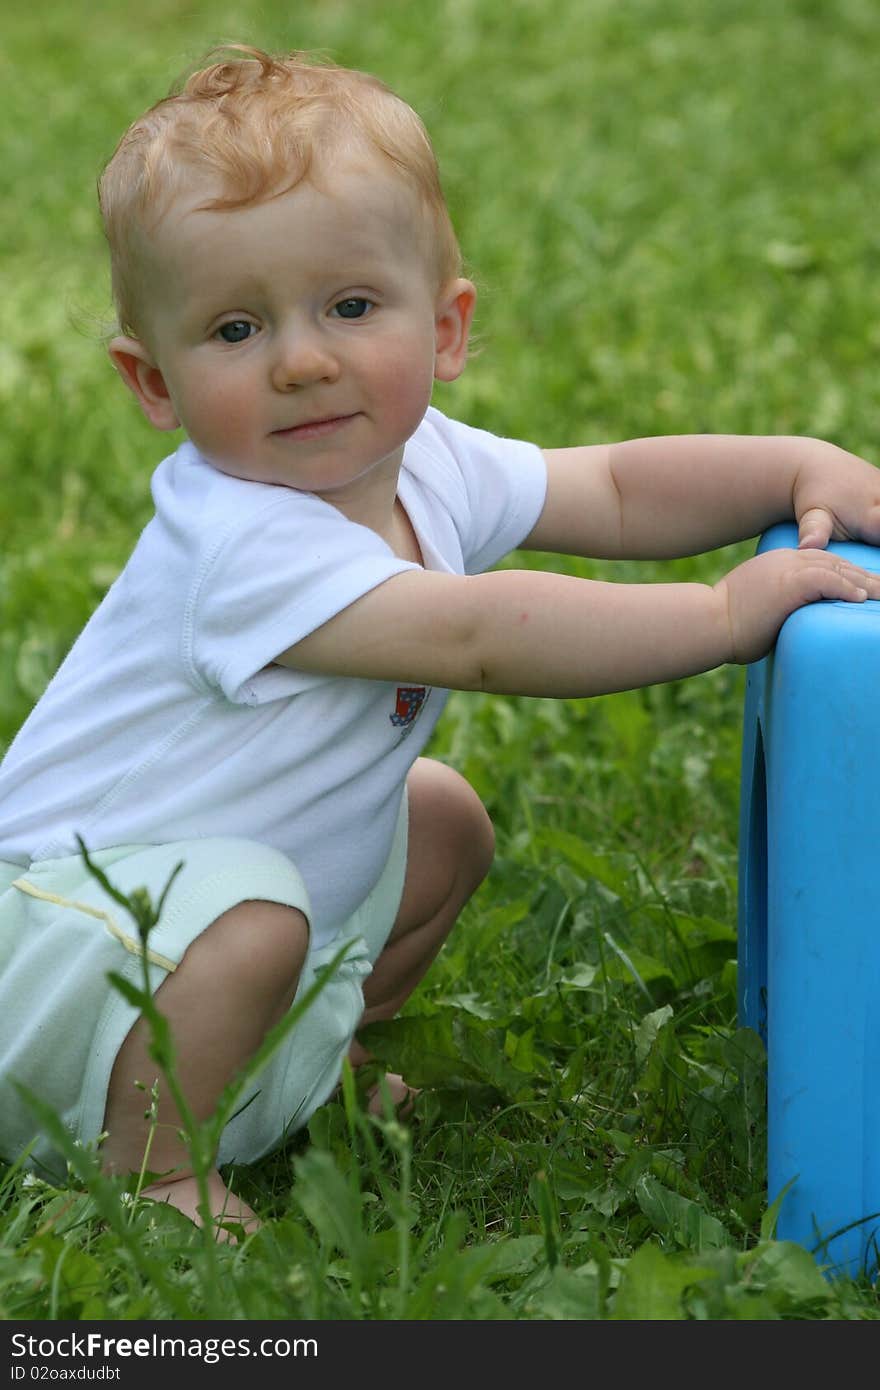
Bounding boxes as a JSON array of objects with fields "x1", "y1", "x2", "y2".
[{"x1": 0, "y1": 408, "x2": 546, "y2": 946}]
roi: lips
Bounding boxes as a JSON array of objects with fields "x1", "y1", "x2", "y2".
[{"x1": 272, "y1": 413, "x2": 357, "y2": 441}]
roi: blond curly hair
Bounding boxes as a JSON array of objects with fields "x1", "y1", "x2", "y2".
[{"x1": 99, "y1": 44, "x2": 462, "y2": 336}]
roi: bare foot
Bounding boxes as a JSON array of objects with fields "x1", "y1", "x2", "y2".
[
  {"x1": 366, "y1": 1072, "x2": 420, "y2": 1117},
  {"x1": 139, "y1": 1169, "x2": 261, "y2": 1242}
]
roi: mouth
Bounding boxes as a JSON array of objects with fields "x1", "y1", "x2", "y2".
[{"x1": 271, "y1": 413, "x2": 358, "y2": 441}]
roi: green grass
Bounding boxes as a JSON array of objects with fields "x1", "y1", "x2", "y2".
[{"x1": 2, "y1": 0, "x2": 880, "y2": 1319}]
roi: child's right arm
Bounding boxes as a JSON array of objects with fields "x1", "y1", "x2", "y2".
[
  {"x1": 273, "y1": 545, "x2": 880, "y2": 698},
  {"x1": 277, "y1": 427, "x2": 880, "y2": 696}
]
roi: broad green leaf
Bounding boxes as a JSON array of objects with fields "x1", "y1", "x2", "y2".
[
  {"x1": 291, "y1": 1149, "x2": 368, "y2": 1265},
  {"x1": 612, "y1": 1243, "x2": 715, "y2": 1320},
  {"x1": 634, "y1": 1005, "x2": 674, "y2": 1064},
  {"x1": 458, "y1": 1234, "x2": 545, "y2": 1284},
  {"x1": 745, "y1": 1240, "x2": 833, "y2": 1311},
  {"x1": 635, "y1": 1175, "x2": 732, "y2": 1251},
  {"x1": 539, "y1": 828, "x2": 630, "y2": 896},
  {"x1": 601, "y1": 945, "x2": 675, "y2": 994},
  {"x1": 504, "y1": 1026, "x2": 537, "y2": 1072},
  {"x1": 520, "y1": 1263, "x2": 604, "y2": 1320},
  {"x1": 361, "y1": 1013, "x2": 536, "y2": 1097},
  {"x1": 557, "y1": 963, "x2": 598, "y2": 990}
]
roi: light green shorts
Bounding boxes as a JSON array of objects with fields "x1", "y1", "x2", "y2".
[{"x1": 0, "y1": 797, "x2": 408, "y2": 1181}]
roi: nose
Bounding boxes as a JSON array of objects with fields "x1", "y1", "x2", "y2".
[{"x1": 270, "y1": 326, "x2": 340, "y2": 390}]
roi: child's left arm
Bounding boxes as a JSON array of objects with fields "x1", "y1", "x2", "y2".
[{"x1": 525, "y1": 434, "x2": 880, "y2": 559}]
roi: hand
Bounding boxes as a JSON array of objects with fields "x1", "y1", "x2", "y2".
[
  {"x1": 714, "y1": 547, "x2": 880, "y2": 665},
  {"x1": 793, "y1": 440, "x2": 880, "y2": 549}
]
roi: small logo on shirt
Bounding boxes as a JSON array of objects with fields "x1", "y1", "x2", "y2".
[{"x1": 390, "y1": 685, "x2": 429, "y2": 735}]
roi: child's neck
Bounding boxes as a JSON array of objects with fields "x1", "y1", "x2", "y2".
[
  {"x1": 321, "y1": 456, "x2": 422, "y2": 564},
  {"x1": 356, "y1": 496, "x2": 423, "y2": 565},
  {"x1": 389, "y1": 497, "x2": 423, "y2": 565}
]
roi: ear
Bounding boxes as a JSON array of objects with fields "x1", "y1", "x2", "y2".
[
  {"x1": 108, "y1": 336, "x2": 181, "y2": 431},
  {"x1": 433, "y1": 278, "x2": 477, "y2": 383}
]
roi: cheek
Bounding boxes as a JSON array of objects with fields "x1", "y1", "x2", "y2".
[
  {"x1": 177, "y1": 373, "x2": 253, "y2": 442},
  {"x1": 372, "y1": 342, "x2": 436, "y2": 416}
]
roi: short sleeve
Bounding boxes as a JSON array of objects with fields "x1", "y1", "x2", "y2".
[
  {"x1": 406, "y1": 409, "x2": 547, "y2": 574},
  {"x1": 186, "y1": 492, "x2": 419, "y2": 705}
]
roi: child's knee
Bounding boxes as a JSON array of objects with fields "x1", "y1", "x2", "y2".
[
  {"x1": 407, "y1": 758, "x2": 495, "y2": 904},
  {"x1": 440, "y1": 764, "x2": 495, "y2": 886},
  {"x1": 190, "y1": 898, "x2": 309, "y2": 1006},
  {"x1": 456, "y1": 784, "x2": 495, "y2": 890}
]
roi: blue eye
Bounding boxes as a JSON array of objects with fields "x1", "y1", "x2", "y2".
[
  {"x1": 217, "y1": 320, "x2": 255, "y2": 343},
  {"x1": 334, "y1": 298, "x2": 371, "y2": 319}
]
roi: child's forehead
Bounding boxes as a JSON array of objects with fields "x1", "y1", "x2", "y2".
[
  {"x1": 169, "y1": 144, "x2": 418, "y2": 228},
  {"x1": 155, "y1": 156, "x2": 422, "y2": 258},
  {"x1": 140, "y1": 157, "x2": 433, "y2": 297}
]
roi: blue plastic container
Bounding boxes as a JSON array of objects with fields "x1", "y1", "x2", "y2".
[{"x1": 738, "y1": 522, "x2": 880, "y2": 1277}]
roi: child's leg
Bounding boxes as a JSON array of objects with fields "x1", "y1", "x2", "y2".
[
  {"x1": 101, "y1": 759, "x2": 490, "y2": 1223},
  {"x1": 350, "y1": 757, "x2": 495, "y2": 1095},
  {"x1": 101, "y1": 899, "x2": 308, "y2": 1234}
]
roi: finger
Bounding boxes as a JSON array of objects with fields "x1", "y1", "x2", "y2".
[
  {"x1": 808, "y1": 572, "x2": 867, "y2": 603},
  {"x1": 799, "y1": 557, "x2": 879, "y2": 603},
  {"x1": 797, "y1": 507, "x2": 834, "y2": 549},
  {"x1": 835, "y1": 559, "x2": 880, "y2": 597}
]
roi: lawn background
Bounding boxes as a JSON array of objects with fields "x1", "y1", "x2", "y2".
[{"x1": 1, "y1": 0, "x2": 879, "y2": 1320}]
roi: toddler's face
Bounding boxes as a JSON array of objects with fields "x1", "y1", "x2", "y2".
[{"x1": 121, "y1": 155, "x2": 470, "y2": 513}]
